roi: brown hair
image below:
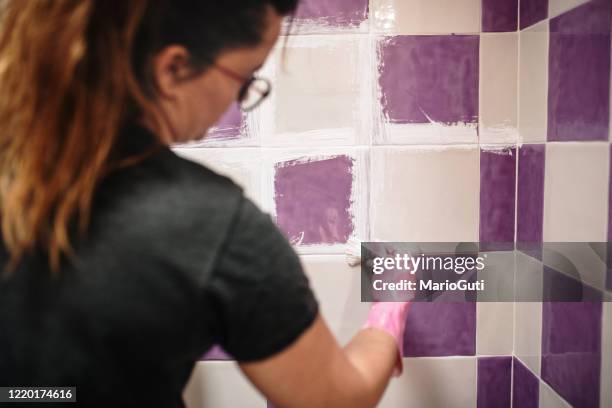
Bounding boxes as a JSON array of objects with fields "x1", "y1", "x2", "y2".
[
  {"x1": 0, "y1": 0, "x2": 299, "y2": 278},
  {"x1": 0, "y1": 0, "x2": 156, "y2": 277}
]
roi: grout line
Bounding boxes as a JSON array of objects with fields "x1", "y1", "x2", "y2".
[
  {"x1": 171, "y1": 140, "x2": 611, "y2": 151},
  {"x1": 514, "y1": 355, "x2": 539, "y2": 378},
  {"x1": 539, "y1": 377, "x2": 574, "y2": 408},
  {"x1": 513, "y1": 8, "x2": 520, "y2": 362}
]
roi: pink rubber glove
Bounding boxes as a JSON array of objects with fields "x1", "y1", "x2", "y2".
[
  {"x1": 361, "y1": 301, "x2": 412, "y2": 377},
  {"x1": 359, "y1": 243, "x2": 415, "y2": 376}
]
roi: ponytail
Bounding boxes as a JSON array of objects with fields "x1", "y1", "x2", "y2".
[
  {"x1": 0, "y1": 0, "x2": 300, "y2": 278},
  {"x1": 0, "y1": 0, "x2": 154, "y2": 277}
]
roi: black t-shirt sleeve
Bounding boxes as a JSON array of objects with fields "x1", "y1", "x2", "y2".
[{"x1": 205, "y1": 195, "x2": 319, "y2": 362}]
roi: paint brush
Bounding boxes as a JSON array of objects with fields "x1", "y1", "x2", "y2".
[{"x1": 345, "y1": 238, "x2": 362, "y2": 266}]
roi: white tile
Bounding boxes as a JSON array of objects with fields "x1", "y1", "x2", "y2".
[
  {"x1": 601, "y1": 302, "x2": 612, "y2": 408},
  {"x1": 477, "y1": 250, "x2": 516, "y2": 302},
  {"x1": 539, "y1": 380, "x2": 572, "y2": 408},
  {"x1": 378, "y1": 357, "x2": 477, "y2": 408},
  {"x1": 477, "y1": 302, "x2": 514, "y2": 355},
  {"x1": 172, "y1": 148, "x2": 263, "y2": 208},
  {"x1": 258, "y1": 35, "x2": 369, "y2": 146},
  {"x1": 371, "y1": 0, "x2": 480, "y2": 34},
  {"x1": 479, "y1": 33, "x2": 519, "y2": 144},
  {"x1": 519, "y1": 20, "x2": 549, "y2": 143},
  {"x1": 513, "y1": 252, "x2": 543, "y2": 375},
  {"x1": 475, "y1": 251, "x2": 514, "y2": 355},
  {"x1": 370, "y1": 146, "x2": 479, "y2": 242},
  {"x1": 374, "y1": 118, "x2": 479, "y2": 145},
  {"x1": 514, "y1": 252, "x2": 545, "y2": 302},
  {"x1": 301, "y1": 255, "x2": 371, "y2": 346},
  {"x1": 543, "y1": 143, "x2": 610, "y2": 241},
  {"x1": 183, "y1": 362, "x2": 266, "y2": 408},
  {"x1": 548, "y1": 0, "x2": 591, "y2": 18},
  {"x1": 514, "y1": 302, "x2": 543, "y2": 376}
]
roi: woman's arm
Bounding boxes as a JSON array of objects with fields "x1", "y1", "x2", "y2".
[
  {"x1": 240, "y1": 313, "x2": 400, "y2": 408},
  {"x1": 208, "y1": 197, "x2": 411, "y2": 406}
]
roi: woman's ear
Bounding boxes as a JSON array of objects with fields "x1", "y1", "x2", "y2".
[{"x1": 151, "y1": 45, "x2": 193, "y2": 99}]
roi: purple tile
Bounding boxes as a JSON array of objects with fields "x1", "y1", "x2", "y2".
[
  {"x1": 403, "y1": 302, "x2": 476, "y2": 357},
  {"x1": 547, "y1": 1, "x2": 612, "y2": 141},
  {"x1": 542, "y1": 265, "x2": 603, "y2": 302},
  {"x1": 274, "y1": 156, "x2": 354, "y2": 245},
  {"x1": 517, "y1": 144, "x2": 545, "y2": 257},
  {"x1": 200, "y1": 344, "x2": 232, "y2": 360},
  {"x1": 482, "y1": 0, "x2": 518, "y2": 32},
  {"x1": 207, "y1": 103, "x2": 243, "y2": 140},
  {"x1": 479, "y1": 148, "x2": 516, "y2": 251},
  {"x1": 378, "y1": 36, "x2": 479, "y2": 126},
  {"x1": 512, "y1": 357, "x2": 539, "y2": 408},
  {"x1": 608, "y1": 250, "x2": 612, "y2": 291},
  {"x1": 294, "y1": 0, "x2": 368, "y2": 27},
  {"x1": 541, "y1": 273, "x2": 603, "y2": 408},
  {"x1": 519, "y1": 0, "x2": 548, "y2": 29},
  {"x1": 477, "y1": 357, "x2": 512, "y2": 408}
]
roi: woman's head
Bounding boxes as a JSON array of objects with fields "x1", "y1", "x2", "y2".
[
  {"x1": 0, "y1": 0, "x2": 298, "y2": 275},
  {"x1": 133, "y1": 0, "x2": 294, "y2": 143}
]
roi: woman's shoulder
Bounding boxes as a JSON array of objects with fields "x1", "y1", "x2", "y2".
[
  {"x1": 112, "y1": 143, "x2": 244, "y2": 209},
  {"x1": 140, "y1": 149, "x2": 246, "y2": 226},
  {"x1": 94, "y1": 143, "x2": 247, "y2": 245}
]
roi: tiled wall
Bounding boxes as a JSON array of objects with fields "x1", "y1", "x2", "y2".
[
  {"x1": 175, "y1": 0, "x2": 612, "y2": 407},
  {"x1": 513, "y1": 2, "x2": 612, "y2": 408}
]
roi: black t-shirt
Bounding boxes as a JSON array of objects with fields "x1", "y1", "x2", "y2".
[{"x1": 0, "y1": 124, "x2": 319, "y2": 407}]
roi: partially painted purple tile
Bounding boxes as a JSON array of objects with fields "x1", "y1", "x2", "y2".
[
  {"x1": 274, "y1": 156, "x2": 354, "y2": 245},
  {"x1": 480, "y1": 148, "x2": 516, "y2": 251},
  {"x1": 541, "y1": 270, "x2": 602, "y2": 407},
  {"x1": 482, "y1": 0, "x2": 518, "y2": 32},
  {"x1": 547, "y1": 1, "x2": 611, "y2": 141},
  {"x1": 477, "y1": 357, "x2": 512, "y2": 408},
  {"x1": 519, "y1": 0, "x2": 548, "y2": 29},
  {"x1": 517, "y1": 144, "x2": 545, "y2": 257},
  {"x1": 200, "y1": 344, "x2": 232, "y2": 360},
  {"x1": 207, "y1": 103, "x2": 243, "y2": 140},
  {"x1": 512, "y1": 357, "x2": 539, "y2": 408},
  {"x1": 294, "y1": 0, "x2": 368, "y2": 27},
  {"x1": 378, "y1": 36, "x2": 479, "y2": 126},
  {"x1": 403, "y1": 302, "x2": 476, "y2": 357}
]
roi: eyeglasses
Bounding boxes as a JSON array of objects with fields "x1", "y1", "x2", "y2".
[{"x1": 212, "y1": 64, "x2": 272, "y2": 112}]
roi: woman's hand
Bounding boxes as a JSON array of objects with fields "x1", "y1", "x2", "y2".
[
  {"x1": 361, "y1": 244, "x2": 416, "y2": 376},
  {"x1": 361, "y1": 301, "x2": 412, "y2": 376}
]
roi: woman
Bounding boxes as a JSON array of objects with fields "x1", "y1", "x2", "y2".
[{"x1": 0, "y1": 1, "x2": 411, "y2": 407}]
